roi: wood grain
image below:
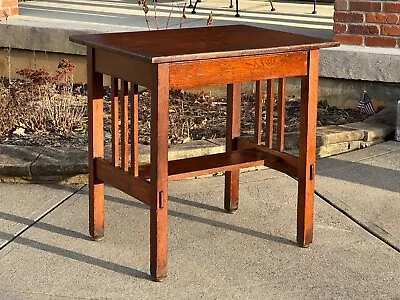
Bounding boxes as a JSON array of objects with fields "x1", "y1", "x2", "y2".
[
  {"x1": 70, "y1": 25, "x2": 339, "y2": 63},
  {"x1": 169, "y1": 52, "x2": 307, "y2": 89},
  {"x1": 139, "y1": 150, "x2": 267, "y2": 181},
  {"x1": 150, "y1": 64, "x2": 169, "y2": 281},
  {"x1": 236, "y1": 137, "x2": 298, "y2": 178},
  {"x1": 297, "y1": 50, "x2": 320, "y2": 247},
  {"x1": 87, "y1": 47, "x2": 105, "y2": 240},
  {"x1": 95, "y1": 158, "x2": 150, "y2": 205},
  {"x1": 225, "y1": 83, "x2": 241, "y2": 213}
]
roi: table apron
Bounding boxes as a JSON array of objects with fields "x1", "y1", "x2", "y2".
[
  {"x1": 169, "y1": 51, "x2": 308, "y2": 89},
  {"x1": 94, "y1": 49, "x2": 155, "y2": 88}
]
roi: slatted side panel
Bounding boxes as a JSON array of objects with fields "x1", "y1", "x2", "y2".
[
  {"x1": 108, "y1": 79, "x2": 140, "y2": 176},
  {"x1": 253, "y1": 78, "x2": 287, "y2": 152}
]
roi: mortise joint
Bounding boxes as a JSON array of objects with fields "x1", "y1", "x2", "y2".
[
  {"x1": 310, "y1": 164, "x2": 314, "y2": 180},
  {"x1": 159, "y1": 191, "x2": 164, "y2": 209}
]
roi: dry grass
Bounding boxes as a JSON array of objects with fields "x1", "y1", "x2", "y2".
[{"x1": 0, "y1": 59, "x2": 86, "y2": 137}]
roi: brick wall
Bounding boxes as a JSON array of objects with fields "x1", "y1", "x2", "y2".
[
  {"x1": 334, "y1": 0, "x2": 400, "y2": 47},
  {"x1": 0, "y1": 0, "x2": 19, "y2": 17}
]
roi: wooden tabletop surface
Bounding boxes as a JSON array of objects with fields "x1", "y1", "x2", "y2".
[{"x1": 70, "y1": 25, "x2": 339, "y2": 63}]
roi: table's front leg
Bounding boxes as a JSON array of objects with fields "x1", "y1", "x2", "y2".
[
  {"x1": 150, "y1": 64, "x2": 169, "y2": 281},
  {"x1": 224, "y1": 83, "x2": 242, "y2": 213},
  {"x1": 297, "y1": 50, "x2": 319, "y2": 247},
  {"x1": 87, "y1": 47, "x2": 105, "y2": 240}
]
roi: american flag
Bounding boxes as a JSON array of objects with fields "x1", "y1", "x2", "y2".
[{"x1": 357, "y1": 91, "x2": 375, "y2": 115}]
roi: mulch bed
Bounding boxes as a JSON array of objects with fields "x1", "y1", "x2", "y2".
[{"x1": 0, "y1": 89, "x2": 373, "y2": 148}]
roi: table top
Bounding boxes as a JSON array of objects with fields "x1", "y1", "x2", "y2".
[{"x1": 70, "y1": 25, "x2": 339, "y2": 64}]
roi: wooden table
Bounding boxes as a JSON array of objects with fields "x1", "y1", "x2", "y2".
[{"x1": 70, "y1": 25, "x2": 339, "y2": 281}]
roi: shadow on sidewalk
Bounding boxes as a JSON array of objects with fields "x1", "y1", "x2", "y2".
[
  {"x1": 0, "y1": 230, "x2": 151, "y2": 279},
  {"x1": 106, "y1": 194, "x2": 297, "y2": 247},
  {"x1": 318, "y1": 157, "x2": 400, "y2": 193}
]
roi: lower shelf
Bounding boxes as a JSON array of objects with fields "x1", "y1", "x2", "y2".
[{"x1": 139, "y1": 149, "x2": 267, "y2": 180}]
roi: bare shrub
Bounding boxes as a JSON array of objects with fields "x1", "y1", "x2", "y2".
[{"x1": 0, "y1": 59, "x2": 86, "y2": 137}]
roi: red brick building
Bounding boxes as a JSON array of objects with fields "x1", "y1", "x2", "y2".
[
  {"x1": 0, "y1": 0, "x2": 19, "y2": 16},
  {"x1": 334, "y1": 0, "x2": 400, "y2": 47}
]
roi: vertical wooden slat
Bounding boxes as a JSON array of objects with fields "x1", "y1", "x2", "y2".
[
  {"x1": 150, "y1": 64, "x2": 169, "y2": 282},
  {"x1": 130, "y1": 83, "x2": 139, "y2": 176},
  {"x1": 87, "y1": 47, "x2": 105, "y2": 240},
  {"x1": 224, "y1": 82, "x2": 241, "y2": 213},
  {"x1": 111, "y1": 77, "x2": 119, "y2": 167},
  {"x1": 121, "y1": 80, "x2": 129, "y2": 171},
  {"x1": 254, "y1": 80, "x2": 263, "y2": 145},
  {"x1": 297, "y1": 50, "x2": 319, "y2": 247},
  {"x1": 265, "y1": 79, "x2": 274, "y2": 148},
  {"x1": 276, "y1": 78, "x2": 286, "y2": 152}
]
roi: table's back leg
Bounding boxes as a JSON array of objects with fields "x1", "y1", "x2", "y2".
[
  {"x1": 224, "y1": 83, "x2": 241, "y2": 213},
  {"x1": 297, "y1": 50, "x2": 319, "y2": 247},
  {"x1": 150, "y1": 64, "x2": 169, "y2": 281},
  {"x1": 87, "y1": 47, "x2": 105, "y2": 240}
]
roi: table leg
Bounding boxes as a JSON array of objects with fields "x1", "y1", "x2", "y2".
[
  {"x1": 87, "y1": 47, "x2": 105, "y2": 240},
  {"x1": 150, "y1": 64, "x2": 169, "y2": 281},
  {"x1": 224, "y1": 83, "x2": 241, "y2": 213},
  {"x1": 297, "y1": 50, "x2": 319, "y2": 247}
]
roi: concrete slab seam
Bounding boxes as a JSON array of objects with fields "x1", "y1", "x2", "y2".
[
  {"x1": 0, "y1": 184, "x2": 86, "y2": 252},
  {"x1": 314, "y1": 189, "x2": 400, "y2": 253}
]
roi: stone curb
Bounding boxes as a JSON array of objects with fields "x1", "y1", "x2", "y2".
[{"x1": 0, "y1": 120, "x2": 395, "y2": 184}]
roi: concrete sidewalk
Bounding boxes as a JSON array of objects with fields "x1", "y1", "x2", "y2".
[{"x1": 0, "y1": 141, "x2": 399, "y2": 299}]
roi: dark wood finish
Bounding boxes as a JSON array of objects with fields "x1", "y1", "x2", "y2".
[
  {"x1": 130, "y1": 84, "x2": 139, "y2": 176},
  {"x1": 297, "y1": 50, "x2": 319, "y2": 248},
  {"x1": 277, "y1": 78, "x2": 286, "y2": 152},
  {"x1": 70, "y1": 25, "x2": 338, "y2": 63},
  {"x1": 265, "y1": 79, "x2": 275, "y2": 148},
  {"x1": 121, "y1": 80, "x2": 129, "y2": 172},
  {"x1": 225, "y1": 83, "x2": 241, "y2": 213},
  {"x1": 169, "y1": 52, "x2": 307, "y2": 89},
  {"x1": 254, "y1": 80, "x2": 263, "y2": 145},
  {"x1": 150, "y1": 64, "x2": 169, "y2": 282},
  {"x1": 94, "y1": 49, "x2": 154, "y2": 87},
  {"x1": 96, "y1": 158, "x2": 150, "y2": 205},
  {"x1": 70, "y1": 25, "x2": 339, "y2": 281},
  {"x1": 111, "y1": 77, "x2": 119, "y2": 167},
  {"x1": 87, "y1": 47, "x2": 105, "y2": 240},
  {"x1": 139, "y1": 150, "x2": 267, "y2": 181}
]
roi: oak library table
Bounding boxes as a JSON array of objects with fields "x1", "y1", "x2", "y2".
[{"x1": 70, "y1": 25, "x2": 339, "y2": 281}]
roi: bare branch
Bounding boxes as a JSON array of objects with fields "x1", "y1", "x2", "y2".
[{"x1": 165, "y1": 0, "x2": 175, "y2": 30}]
